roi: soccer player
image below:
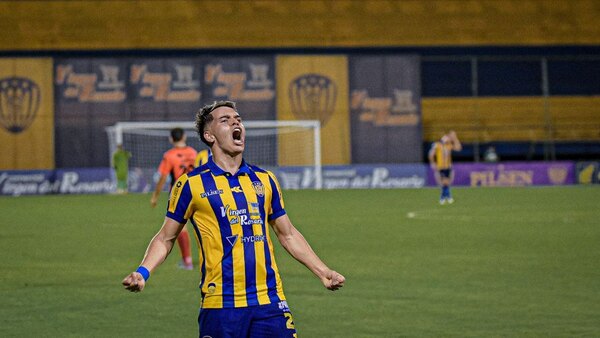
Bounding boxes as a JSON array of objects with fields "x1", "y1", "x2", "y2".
[
  {"x1": 112, "y1": 144, "x2": 131, "y2": 194},
  {"x1": 428, "y1": 130, "x2": 462, "y2": 204},
  {"x1": 150, "y1": 127, "x2": 197, "y2": 270},
  {"x1": 194, "y1": 148, "x2": 211, "y2": 167},
  {"x1": 123, "y1": 100, "x2": 345, "y2": 337}
]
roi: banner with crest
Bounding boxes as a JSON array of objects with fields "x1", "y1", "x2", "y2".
[
  {"x1": 0, "y1": 58, "x2": 54, "y2": 170},
  {"x1": 349, "y1": 55, "x2": 422, "y2": 163},
  {"x1": 276, "y1": 55, "x2": 350, "y2": 165}
]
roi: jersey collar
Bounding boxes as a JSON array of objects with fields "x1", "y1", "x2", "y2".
[{"x1": 207, "y1": 157, "x2": 252, "y2": 177}]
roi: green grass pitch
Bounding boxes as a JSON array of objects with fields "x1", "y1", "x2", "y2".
[{"x1": 1, "y1": 186, "x2": 599, "y2": 337}]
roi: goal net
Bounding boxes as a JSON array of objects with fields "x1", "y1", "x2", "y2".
[{"x1": 106, "y1": 120, "x2": 322, "y2": 191}]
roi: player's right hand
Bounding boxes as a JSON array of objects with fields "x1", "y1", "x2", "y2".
[{"x1": 122, "y1": 272, "x2": 146, "y2": 292}]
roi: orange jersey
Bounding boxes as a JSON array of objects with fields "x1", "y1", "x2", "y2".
[{"x1": 157, "y1": 146, "x2": 198, "y2": 185}]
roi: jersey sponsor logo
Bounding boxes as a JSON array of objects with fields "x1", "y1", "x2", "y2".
[
  {"x1": 170, "y1": 181, "x2": 182, "y2": 206},
  {"x1": 0, "y1": 77, "x2": 41, "y2": 134},
  {"x1": 226, "y1": 234, "x2": 265, "y2": 246},
  {"x1": 201, "y1": 189, "x2": 223, "y2": 198},
  {"x1": 278, "y1": 300, "x2": 290, "y2": 311},
  {"x1": 252, "y1": 181, "x2": 265, "y2": 197},
  {"x1": 222, "y1": 204, "x2": 264, "y2": 226},
  {"x1": 241, "y1": 235, "x2": 265, "y2": 243},
  {"x1": 226, "y1": 235, "x2": 239, "y2": 246}
]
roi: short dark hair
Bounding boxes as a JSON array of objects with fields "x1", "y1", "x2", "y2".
[
  {"x1": 195, "y1": 100, "x2": 237, "y2": 146},
  {"x1": 170, "y1": 127, "x2": 185, "y2": 142}
]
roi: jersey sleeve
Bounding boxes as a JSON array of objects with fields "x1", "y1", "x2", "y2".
[
  {"x1": 266, "y1": 171, "x2": 286, "y2": 221},
  {"x1": 166, "y1": 174, "x2": 194, "y2": 223}
]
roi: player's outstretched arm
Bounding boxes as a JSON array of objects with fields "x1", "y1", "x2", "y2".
[
  {"x1": 122, "y1": 217, "x2": 186, "y2": 292},
  {"x1": 270, "y1": 214, "x2": 345, "y2": 291},
  {"x1": 150, "y1": 174, "x2": 168, "y2": 208}
]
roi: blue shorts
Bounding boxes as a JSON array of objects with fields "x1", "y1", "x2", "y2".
[
  {"x1": 439, "y1": 168, "x2": 452, "y2": 178},
  {"x1": 198, "y1": 301, "x2": 297, "y2": 338}
]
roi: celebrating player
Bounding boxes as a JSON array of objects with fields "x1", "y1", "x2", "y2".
[
  {"x1": 149, "y1": 127, "x2": 197, "y2": 270},
  {"x1": 123, "y1": 100, "x2": 345, "y2": 337},
  {"x1": 428, "y1": 130, "x2": 462, "y2": 204}
]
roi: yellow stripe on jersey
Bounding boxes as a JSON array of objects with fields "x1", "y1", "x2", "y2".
[
  {"x1": 434, "y1": 142, "x2": 454, "y2": 169},
  {"x1": 166, "y1": 158, "x2": 287, "y2": 309}
]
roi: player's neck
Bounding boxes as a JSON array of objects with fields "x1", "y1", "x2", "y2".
[
  {"x1": 172, "y1": 141, "x2": 187, "y2": 148},
  {"x1": 212, "y1": 152, "x2": 243, "y2": 175}
]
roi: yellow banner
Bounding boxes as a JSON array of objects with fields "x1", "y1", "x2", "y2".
[
  {"x1": 0, "y1": 58, "x2": 54, "y2": 169},
  {"x1": 276, "y1": 56, "x2": 350, "y2": 165}
]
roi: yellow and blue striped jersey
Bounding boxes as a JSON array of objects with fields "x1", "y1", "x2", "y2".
[
  {"x1": 431, "y1": 141, "x2": 454, "y2": 170},
  {"x1": 166, "y1": 157, "x2": 287, "y2": 309},
  {"x1": 194, "y1": 149, "x2": 212, "y2": 168}
]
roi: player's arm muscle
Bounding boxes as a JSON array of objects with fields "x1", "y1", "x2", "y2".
[
  {"x1": 140, "y1": 216, "x2": 186, "y2": 271},
  {"x1": 122, "y1": 216, "x2": 184, "y2": 292}
]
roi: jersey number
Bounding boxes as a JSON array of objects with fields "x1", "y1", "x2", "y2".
[{"x1": 284, "y1": 312, "x2": 295, "y2": 330}]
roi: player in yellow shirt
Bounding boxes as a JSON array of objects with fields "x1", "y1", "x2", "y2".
[
  {"x1": 194, "y1": 148, "x2": 211, "y2": 168},
  {"x1": 123, "y1": 100, "x2": 345, "y2": 337},
  {"x1": 428, "y1": 131, "x2": 462, "y2": 204}
]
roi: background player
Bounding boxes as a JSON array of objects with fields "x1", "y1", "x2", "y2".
[
  {"x1": 112, "y1": 144, "x2": 131, "y2": 194},
  {"x1": 428, "y1": 130, "x2": 462, "y2": 204},
  {"x1": 123, "y1": 101, "x2": 345, "y2": 337},
  {"x1": 150, "y1": 127, "x2": 197, "y2": 270},
  {"x1": 194, "y1": 148, "x2": 211, "y2": 167}
]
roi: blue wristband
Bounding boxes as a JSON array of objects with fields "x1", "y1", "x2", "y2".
[{"x1": 136, "y1": 266, "x2": 150, "y2": 281}]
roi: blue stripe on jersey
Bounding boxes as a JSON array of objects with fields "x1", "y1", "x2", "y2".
[
  {"x1": 166, "y1": 180, "x2": 192, "y2": 223},
  {"x1": 189, "y1": 218, "x2": 206, "y2": 290},
  {"x1": 267, "y1": 175, "x2": 286, "y2": 221},
  {"x1": 247, "y1": 171, "x2": 280, "y2": 304},
  {"x1": 200, "y1": 172, "x2": 235, "y2": 308},
  {"x1": 228, "y1": 175, "x2": 259, "y2": 307}
]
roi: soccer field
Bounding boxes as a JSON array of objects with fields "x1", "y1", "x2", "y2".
[{"x1": 1, "y1": 186, "x2": 599, "y2": 337}]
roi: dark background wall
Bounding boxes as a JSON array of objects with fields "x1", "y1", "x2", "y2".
[{"x1": 1, "y1": 0, "x2": 598, "y2": 167}]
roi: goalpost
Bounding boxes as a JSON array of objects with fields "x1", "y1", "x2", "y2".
[{"x1": 106, "y1": 120, "x2": 322, "y2": 190}]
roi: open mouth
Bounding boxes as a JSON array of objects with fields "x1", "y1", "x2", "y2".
[{"x1": 232, "y1": 128, "x2": 243, "y2": 145}]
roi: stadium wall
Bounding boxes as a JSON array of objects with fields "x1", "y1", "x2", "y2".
[
  {"x1": 1, "y1": 0, "x2": 599, "y2": 50},
  {"x1": 3, "y1": 161, "x2": 597, "y2": 196},
  {"x1": 1, "y1": 1, "x2": 599, "y2": 169},
  {"x1": 2, "y1": 51, "x2": 599, "y2": 170}
]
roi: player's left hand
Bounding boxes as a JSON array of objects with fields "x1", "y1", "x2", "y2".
[
  {"x1": 122, "y1": 272, "x2": 146, "y2": 292},
  {"x1": 321, "y1": 269, "x2": 345, "y2": 291}
]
